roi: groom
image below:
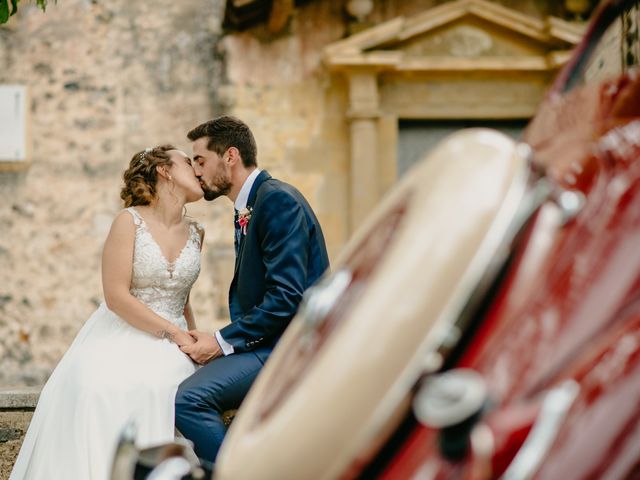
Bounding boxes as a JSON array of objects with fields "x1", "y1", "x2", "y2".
[{"x1": 176, "y1": 115, "x2": 330, "y2": 463}]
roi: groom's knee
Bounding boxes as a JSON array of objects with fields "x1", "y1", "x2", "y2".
[
  {"x1": 175, "y1": 380, "x2": 225, "y2": 414},
  {"x1": 175, "y1": 384, "x2": 201, "y2": 411}
]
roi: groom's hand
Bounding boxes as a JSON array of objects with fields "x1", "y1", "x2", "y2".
[{"x1": 180, "y1": 330, "x2": 222, "y2": 364}]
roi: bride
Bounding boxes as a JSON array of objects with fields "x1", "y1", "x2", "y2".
[{"x1": 10, "y1": 145, "x2": 205, "y2": 480}]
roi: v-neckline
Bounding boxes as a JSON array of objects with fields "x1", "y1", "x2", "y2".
[{"x1": 131, "y1": 207, "x2": 192, "y2": 266}]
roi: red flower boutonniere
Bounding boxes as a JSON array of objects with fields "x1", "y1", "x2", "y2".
[{"x1": 238, "y1": 207, "x2": 252, "y2": 235}]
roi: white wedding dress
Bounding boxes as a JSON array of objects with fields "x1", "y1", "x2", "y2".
[{"x1": 10, "y1": 207, "x2": 201, "y2": 480}]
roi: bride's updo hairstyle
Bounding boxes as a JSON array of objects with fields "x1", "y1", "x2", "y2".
[{"x1": 120, "y1": 144, "x2": 177, "y2": 207}]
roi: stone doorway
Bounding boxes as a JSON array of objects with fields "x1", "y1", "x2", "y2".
[{"x1": 323, "y1": 0, "x2": 584, "y2": 233}]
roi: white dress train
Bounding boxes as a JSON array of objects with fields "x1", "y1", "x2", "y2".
[{"x1": 10, "y1": 207, "x2": 201, "y2": 480}]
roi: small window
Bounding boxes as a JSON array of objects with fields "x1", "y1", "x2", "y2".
[
  {"x1": 397, "y1": 119, "x2": 527, "y2": 179},
  {"x1": 0, "y1": 85, "x2": 28, "y2": 167}
]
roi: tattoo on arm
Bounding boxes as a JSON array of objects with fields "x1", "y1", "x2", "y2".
[{"x1": 158, "y1": 329, "x2": 175, "y2": 342}]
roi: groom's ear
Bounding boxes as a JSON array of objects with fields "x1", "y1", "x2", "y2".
[{"x1": 227, "y1": 147, "x2": 241, "y2": 167}]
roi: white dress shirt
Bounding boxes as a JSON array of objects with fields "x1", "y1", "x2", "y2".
[{"x1": 215, "y1": 169, "x2": 262, "y2": 356}]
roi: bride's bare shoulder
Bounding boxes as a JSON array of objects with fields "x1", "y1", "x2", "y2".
[{"x1": 107, "y1": 209, "x2": 138, "y2": 238}]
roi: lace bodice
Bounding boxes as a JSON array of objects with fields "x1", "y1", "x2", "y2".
[{"x1": 126, "y1": 207, "x2": 202, "y2": 327}]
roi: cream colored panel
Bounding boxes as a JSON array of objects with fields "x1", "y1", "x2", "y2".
[
  {"x1": 216, "y1": 129, "x2": 530, "y2": 480},
  {"x1": 0, "y1": 85, "x2": 28, "y2": 162}
]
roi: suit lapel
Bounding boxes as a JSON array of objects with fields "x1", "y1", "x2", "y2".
[{"x1": 233, "y1": 170, "x2": 272, "y2": 277}]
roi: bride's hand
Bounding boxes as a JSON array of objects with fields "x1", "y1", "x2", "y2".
[{"x1": 173, "y1": 329, "x2": 196, "y2": 347}]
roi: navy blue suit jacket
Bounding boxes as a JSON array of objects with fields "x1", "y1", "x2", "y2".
[{"x1": 221, "y1": 171, "x2": 329, "y2": 360}]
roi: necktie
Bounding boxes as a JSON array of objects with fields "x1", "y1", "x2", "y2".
[{"x1": 234, "y1": 209, "x2": 240, "y2": 257}]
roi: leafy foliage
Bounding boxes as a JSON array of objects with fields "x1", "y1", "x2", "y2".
[{"x1": 0, "y1": 0, "x2": 53, "y2": 24}]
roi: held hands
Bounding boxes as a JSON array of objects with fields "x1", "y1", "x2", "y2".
[
  {"x1": 180, "y1": 330, "x2": 223, "y2": 364},
  {"x1": 173, "y1": 329, "x2": 196, "y2": 347}
]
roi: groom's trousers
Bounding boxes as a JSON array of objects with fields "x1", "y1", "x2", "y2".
[{"x1": 175, "y1": 350, "x2": 264, "y2": 463}]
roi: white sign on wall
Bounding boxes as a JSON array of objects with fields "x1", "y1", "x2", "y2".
[{"x1": 0, "y1": 85, "x2": 28, "y2": 162}]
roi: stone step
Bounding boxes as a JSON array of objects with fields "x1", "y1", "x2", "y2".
[{"x1": 0, "y1": 387, "x2": 40, "y2": 410}]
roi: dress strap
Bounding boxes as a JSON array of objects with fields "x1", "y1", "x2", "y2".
[
  {"x1": 125, "y1": 207, "x2": 144, "y2": 227},
  {"x1": 190, "y1": 221, "x2": 205, "y2": 247}
]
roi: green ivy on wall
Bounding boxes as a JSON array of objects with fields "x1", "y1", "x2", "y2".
[{"x1": 0, "y1": 0, "x2": 52, "y2": 24}]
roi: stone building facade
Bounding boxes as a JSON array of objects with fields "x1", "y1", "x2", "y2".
[{"x1": 0, "y1": 0, "x2": 587, "y2": 387}]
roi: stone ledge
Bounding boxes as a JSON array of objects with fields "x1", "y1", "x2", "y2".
[{"x1": 0, "y1": 387, "x2": 40, "y2": 410}]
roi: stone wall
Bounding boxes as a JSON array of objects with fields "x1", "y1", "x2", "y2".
[{"x1": 0, "y1": 0, "x2": 229, "y2": 386}]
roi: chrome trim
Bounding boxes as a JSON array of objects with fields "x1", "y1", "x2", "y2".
[
  {"x1": 110, "y1": 421, "x2": 138, "y2": 480},
  {"x1": 298, "y1": 269, "x2": 352, "y2": 332},
  {"x1": 501, "y1": 380, "x2": 580, "y2": 480},
  {"x1": 420, "y1": 351, "x2": 444, "y2": 374},
  {"x1": 553, "y1": 188, "x2": 586, "y2": 224},
  {"x1": 413, "y1": 368, "x2": 487, "y2": 429},
  {"x1": 471, "y1": 422, "x2": 496, "y2": 478}
]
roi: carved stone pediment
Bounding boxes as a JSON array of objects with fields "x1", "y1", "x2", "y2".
[
  {"x1": 324, "y1": 0, "x2": 585, "y2": 71},
  {"x1": 396, "y1": 20, "x2": 545, "y2": 59}
]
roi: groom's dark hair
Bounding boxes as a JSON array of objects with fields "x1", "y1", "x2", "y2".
[{"x1": 187, "y1": 116, "x2": 258, "y2": 168}]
